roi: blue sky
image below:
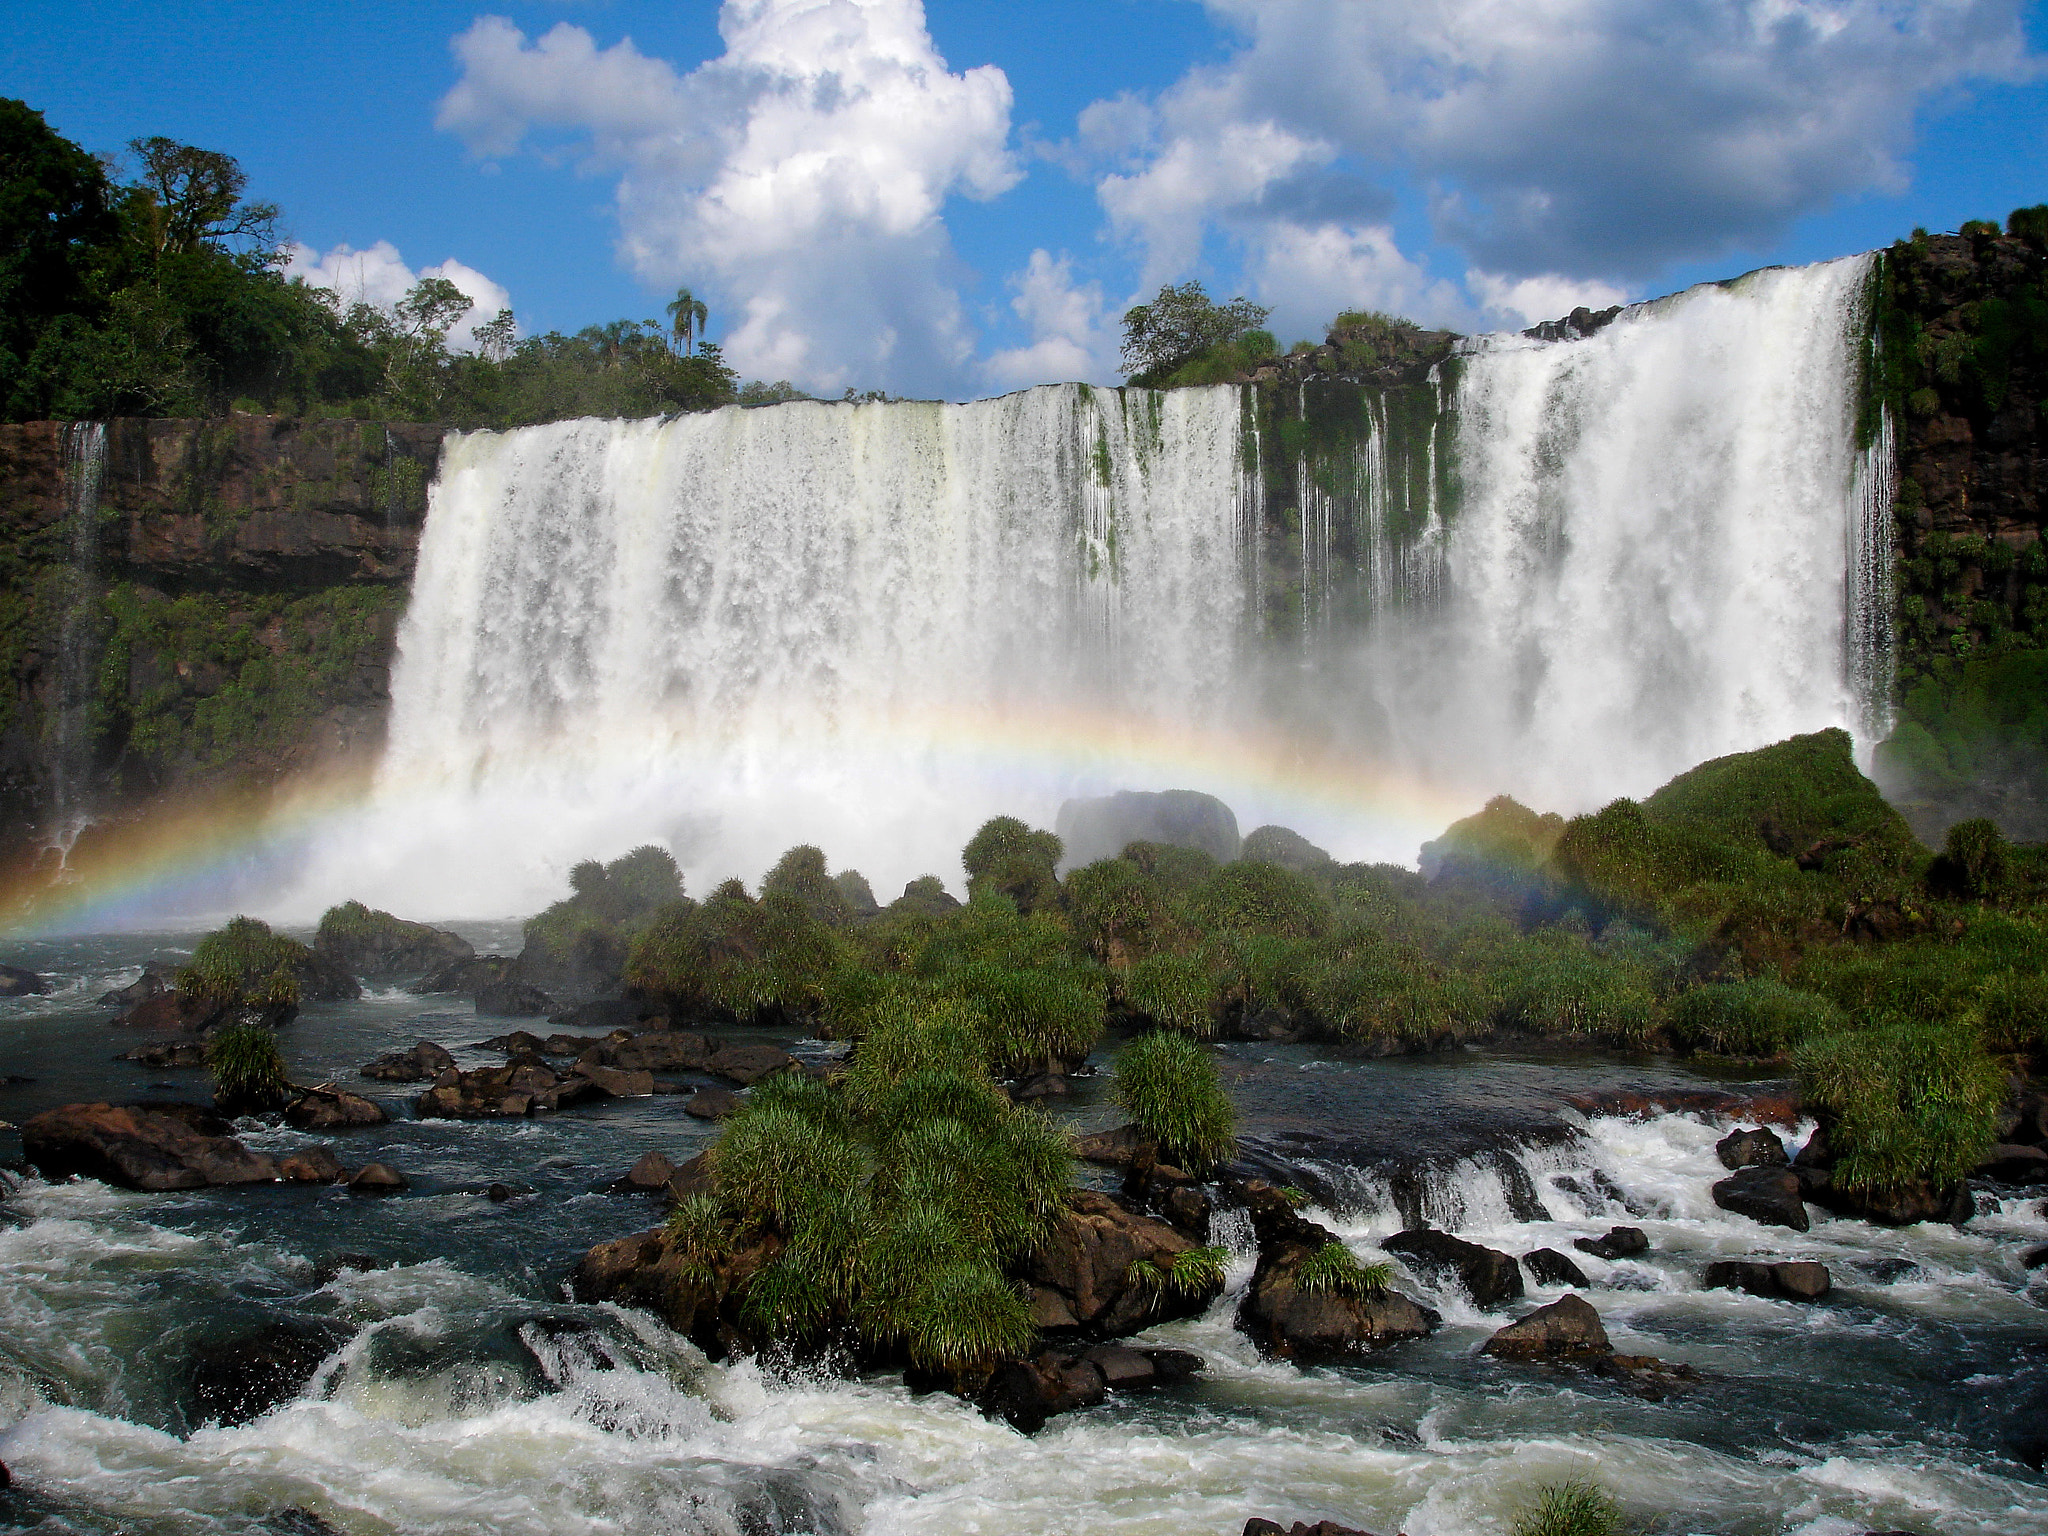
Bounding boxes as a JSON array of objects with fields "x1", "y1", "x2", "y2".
[{"x1": 8, "y1": 1, "x2": 2045, "y2": 397}]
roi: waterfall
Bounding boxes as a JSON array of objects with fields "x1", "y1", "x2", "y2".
[
  {"x1": 301, "y1": 255, "x2": 1889, "y2": 918},
  {"x1": 48, "y1": 422, "x2": 106, "y2": 866}
]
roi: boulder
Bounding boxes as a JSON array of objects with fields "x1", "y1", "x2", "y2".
[
  {"x1": 574, "y1": 1221, "x2": 782, "y2": 1359},
  {"x1": 1573, "y1": 1226, "x2": 1649, "y2": 1261},
  {"x1": 1054, "y1": 788, "x2": 1241, "y2": 870},
  {"x1": 1010, "y1": 1073, "x2": 1069, "y2": 1102},
  {"x1": 1974, "y1": 1144, "x2": 2048, "y2": 1184},
  {"x1": 1481, "y1": 1293, "x2": 1610, "y2": 1359},
  {"x1": 1236, "y1": 1237, "x2": 1439, "y2": 1363},
  {"x1": 99, "y1": 963, "x2": 174, "y2": 1006},
  {"x1": 184, "y1": 1319, "x2": 347, "y2": 1427},
  {"x1": 22, "y1": 1102, "x2": 279, "y2": 1190},
  {"x1": 1809, "y1": 1178, "x2": 1972, "y2": 1227},
  {"x1": 284, "y1": 1087, "x2": 390, "y2": 1130},
  {"x1": 360, "y1": 1041, "x2": 456, "y2": 1082},
  {"x1": 704, "y1": 1043, "x2": 796, "y2": 1085},
  {"x1": 685, "y1": 1087, "x2": 743, "y2": 1120},
  {"x1": 1522, "y1": 1248, "x2": 1591, "y2": 1288},
  {"x1": 293, "y1": 953, "x2": 362, "y2": 1003},
  {"x1": 619, "y1": 1151, "x2": 677, "y2": 1191},
  {"x1": 542, "y1": 1033, "x2": 613, "y2": 1057},
  {"x1": 278, "y1": 1146, "x2": 344, "y2": 1183},
  {"x1": 1382, "y1": 1229, "x2": 1524, "y2": 1308},
  {"x1": 1244, "y1": 1522, "x2": 1375, "y2": 1536},
  {"x1": 604, "y1": 1031, "x2": 711, "y2": 1073},
  {"x1": 1016, "y1": 1189, "x2": 1222, "y2": 1339},
  {"x1": 348, "y1": 1163, "x2": 407, "y2": 1193},
  {"x1": 415, "y1": 1059, "x2": 562, "y2": 1118},
  {"x1": 0, "y1": 962, "x2": 49, "y2": 997},
  {"x1": 1703, "y1": 1260, "x2": 1831, "y2": 1301},
  {"x1": 566, "y1": 1064, "x2": 655, "y2": 1098},
  {"x1": 121, "y1": 1039, "x2": 205, "y2": 1068},
  {"x1": 314, "y1": 909, "x2": 473, "y2": 981},
  {"x1": 976, "y1": 1344, "x2": 1203, "y2": 1432},
  {"x1": 114, "y1": 990, "x2": 228, "y2": 1033},
  {"x1": 2022, "y1": 1244, "x2": 2048, "y2": 1270},
  {"x1": 475, "y1": 976, "x2": 556, "y2": 1017},
  {"x1": 478, "y1": 1029, "x2": 549, "y2": 1054},
  {"x1": 410, "y1": 954, "x2": 514, "y2": 996},
  {"x1": 1238, "y1": 825, "x2": 1336, "y2": 874},
  {"x1": 1712, "y1": 1168, "x2": 1810, "y2": 1231},
  {"x1": 551, "y1": 998, "x2": 667, "y2": 1032},
  {"x1": 1072, "y1": 1122, "x2": 1149, "y2": 1168},
  {"x1": 1716, "y1": 1127, "x2": 1789, "y2": 1170}
]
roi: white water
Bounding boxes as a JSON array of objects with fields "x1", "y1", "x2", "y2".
[{"x1": 284, "y1": 256, "x2": 1887, "y2": 920}]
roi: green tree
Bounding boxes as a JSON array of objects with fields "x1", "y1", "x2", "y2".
[
  {"x1": 1119, "y1": 280, "x2": 1272, "y2": 385},
  {"x1": 666, "y1": 286, "x2": 709, "y2": 356},
  {"x1": 0, "y1": 99, "x2": 118, "y2": 418},
  {"x1": 125, "y1": 135, "x2": 278, "y2": 260}
]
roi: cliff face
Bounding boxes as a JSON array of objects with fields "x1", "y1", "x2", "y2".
[{"x1": 0, "y1": 416, "x2": 442, "y2": 873}]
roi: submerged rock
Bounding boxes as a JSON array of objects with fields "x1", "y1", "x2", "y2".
[
  {"x1": 1481, "y1": 1293, "x2": 1611, "y2": 1359},
  {"x1": 22, "y1": 1102, "x2": 278, "y2": 1190},
  {"x1": 121, "y1": 1039, "x2": 205, "y2": 1068},
  {"x1": 1703, "y1": 1259, "x2": 1831, "y2": 1301},
  {"x1": 1383, "y1": 1229, "x2": 1524, "y2": 1308},
  {"x1": 0, "y1": 963, "x2": 48, "y2": 997},
  {"x1": 1522, "y1": 1248, "x2": 1591, "y2": 1288},
  {"x1": 1573, "y1": 1226, "x2": 1649, "y2": 1261},
  {"x1": 185, "y1": 1319, "x2": 348, "y2": 1427},
  {"x1": 1712, "y1": 1167, "x2": 1810, "y2": 1231},
  {"x1": 348, "y1": 1163, "x2": 407, "y2": 1193}
]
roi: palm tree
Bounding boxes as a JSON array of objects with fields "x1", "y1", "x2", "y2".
[{"x1": 666, "y1": 287, "x2": 709, "y2": 356}]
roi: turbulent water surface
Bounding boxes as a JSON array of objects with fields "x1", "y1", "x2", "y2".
[{"x1": 3, "y1": 936, "x2": 2044, "y2": 1536}]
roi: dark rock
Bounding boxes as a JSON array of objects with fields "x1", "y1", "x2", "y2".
[
  {"x1": 1481, "y1": 1293, "x2": 1611, "y2": 1359},
  {"x1": 550, "y1": 998, "x2": 663, "y2": 1032},
  {"x1": 1054, "y1": 788, "x2": 1241, "y2": 870},
  {"x1": 704, "y1": 1043, "x2": 796, "y2": 1085},
  {"x1": 315, "y1": 910, "x2": 473, "y2": 982},
  {"x1": 309, "y1": 1252, "x2": 382, "y2": 1286},
  {"x1": 1011, "y1": 1073, "x2": 1069, "y2": 1101},
  {"x1": 415, "y1": 1060, "x2": 561, "y2": 1118},
  {"x1": 1974, "y1": 1144, "x2": 2048, "y2": 1184},
  {"x1": 486, "y1": 1183, "x2": 519, "y2": 1202},
  {"x1": 664, "y1": 1150, "x2": 717, "y2": 1201},
  {"x1": 1382, "y1": 1229, "x2": 1524, "y2": 1308},
  {"x1": 0, "y1": 963, "x2": 48, "y2": 997},
  {"x1": 976, "y1": 1350, "x2": 1105, "y2": 1432},
  {"x1": 621, "y1": 1150, "x2": 678, "y2": 1190},
  {"x1": 348, "y1": 1163, "x2": 407, "y2": 1192},
  {"x1": 410, "y1": 954, "x2": 514, "y2": 996},
  {"x1": 574, "y1": 1221, "x2": 783, "y2": 1360},
  {"x1": 1703, "y1": 1260, "x2": 1831, "y2": 1301},
  {"x1": 185, "y1": 1319, "x2": 347, "y2": 1426},
  {"x1": 114, "y1": 989, "x2": 228, "y2": 1033},
  {"x1": 2022, "y1": 1243, "x2": 2048, "y2": 1269},
  {"x1": 1573, "y1": 1226, "x2": 1649, "y2": 1261},
  {"x1": 1016, "y1": 1189, "x2": 1223, "y2": 1338},
  {"x1": 1716, "y1": 1127, "x2": 1789, "y2": 1170},
  {"x1": 1244, "y1": 1522, "x2": 1375, "y2": 1536},
  {"x1": 475, "y1": 977, "x2": 556, "y2": 1017},
  {"x1": 603, "y1": 1031, "x2": 711, "y2": 1073},
  {"x1": 1522, "y1": 1248, "x2": 1592, "y2": 1288},
  {"x1": 684, "y1": 1087, "x2": 743, "y2": 1120},
  {"x1": 22, "y1": 1102, "x2": 278, "y2": 1190},
  {"x1": 1564, "y1": 1085, "x2": 1802, "y2": 1127},
  {"x1": 284, "y1": 1087, "x2": 389, "y2": 1130},
  {"x1": 565, "y1": 1064, "x2": 654, "y2": 1098},
  {"x1": 264, "y1": 1508, "x2": 344, "y2": 1536},
  {"x1": 1072, "y1": 1123, "x2": 1149, "y2": 1167},
  {"x1": 1158, "y1": 1184, "x2": 1212, "y2": 1241},
  {"x1": 1712, "y1": 1167, "x2": 1810, "y2": 1231},
  {"x1": 99, "y1": 962, "x2": 174, "y2": 1007},
  {"x1": 541, "y1": 1033, "x2": 613, "y2": 1057},
  {"x1": 478, "y1": 1029, "x2": 549, "y2": 1054},
  {"x1": 360, "y1": 1040, "x2": 456, "y2": 1082},
  {"x1": 1236, "y1": 1236, "x2": 1438, "y2": 1364},
  {"x1": 1809, "y1": 1177, "x2": 1972, "y2": 1227},
  {"x1": 121, "y1": 1039, "x2": 205, "y2": 1068},
  {"x1": 278, "y1": 1146, "x2": 344, "y2": 1183}
]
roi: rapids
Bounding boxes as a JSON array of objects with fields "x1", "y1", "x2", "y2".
[{"x1": 3, "y1": 934, "x2": 2045, "y2": 1536}]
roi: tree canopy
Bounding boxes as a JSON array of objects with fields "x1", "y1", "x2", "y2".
[{"x1": 1119, "y1": 280, "x2": 1273, "y2": 386}]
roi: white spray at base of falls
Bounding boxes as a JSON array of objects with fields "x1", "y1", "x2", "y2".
[{"x1": 288, "y1": 255, "x2": 1888, "y2": 919}]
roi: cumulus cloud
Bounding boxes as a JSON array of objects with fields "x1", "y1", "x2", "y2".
[
  {"x1": 1250, "y1": 222, "x2": 1475, "y2": 338},
  {"x1": 981, "y1": 250, "x2": 1120, "y2": 390},
  {"x1": 1084, "y1": 0, "x2": 2037, "y2": 293},
  {"x1": 436, "y1": 2, "x2": 1020, "y2": 397},
  {"x1": 284, "y1": 241, "x2": 515, "y2": 352},
  {"x1": 1465, "y1": 268, "x2": 1633, "y2": 330}
]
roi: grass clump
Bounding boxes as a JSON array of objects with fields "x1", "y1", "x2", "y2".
[
  {"x1": 1795, "y1": 1016, "x2": 2006, "y2": 1194},
  {"x1": 962, "y1": 816, "x2": 1063, "y2": 915},
  {"x1": 525, "y1": 843, "x2": 684, "y2": 986},
  {"x1": 626, "y1": 882, "x2": 845, "y2": 1023},
  {"x1": 1112, "y1": 1031, "x2": 1237, "y2": 1173},
  {"x1": 178, "y1": 916, "x2": 304, "y2": 1011},
  {"x1": 1293, "y1": 1242, "x2": 1391, "y2": 1299},
  {"x1": 1511, "y1": 1481, "x2": 1623, "y2": 1536},
  {"x1": 205, "y1": 1019, "x2": 291, "y2": 1113},
  {"x1": 1192, "y1": 861, "x2": 1329, "y2": 939},
  {"x1": 1120, "y1": 951, "x2": 1219, "y2": 1038},
  {"x1": 1667, "y1": 977, "x2": 1843, "y2": 1058},
  {"x1": 1128, "y1": 1245, "x2": 1228, "y2": 1298}
]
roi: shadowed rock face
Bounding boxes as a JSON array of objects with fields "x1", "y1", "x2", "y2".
[
  {"x1": 22, "y1": 1102, "x2": 279, "y2": 1189},
  {"x1": 1054, "y1": 789, "x2": 1241, "y2": 870}
]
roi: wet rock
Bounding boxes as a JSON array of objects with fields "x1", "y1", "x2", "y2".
[
  {"x1": 360, "y1": 1041, "x2": 456, "y2": 1082},
  {"x1": 415, "y1": 1060, "x2": 561, "y2": 1118},
  {"x1": 1481, "y1": 1293, "x2": 1611, "y2": 1359},
  {"x1": 22, "y1": 1102, "x2": 279, "y2": 1190},
  {"x1": 1010, "y1": 1072, "x2": 1069, "y2": 1102},
  {"x1": 574, "y1": 1222, "x2": 782, "y2": 1359},
  {"x1": 1382, "y1": 1229, "x2": 1524, "y2": 1308},
  {"x1": 284, "y1": 1087, "x2": 390, "y2": 1130},
  {"x1": 1244, "y1": 1521, "x2": 1375, "y2": 1536},
  {"x1": 1158, "y1": 1184, "x2": 1212, "y2": 1241},
  {"x1": 976, "y1": 1344, "x2": 1203, "y2": 1433},
  {"x1": 478, "y1": 1029, "x2": 549, "y2": 1054},
  {"x1": 0, "y1": 963, "x2": 48, "y2": 997},
  {"x1": 114, "y1": 989, "x2": 228, "y2": 1033},
  {"x1": 1703, "y1": 1259, "x2": 1831, "y2": 1301},
  {"x1": 278, "y1": 1146, "x2": 344, "y2": 1183},
  {"x1": 185, "y1": 1319, "x2": 348, "y2": 1426},
  {"x1": 1811, "y1": 1177, "x2": 1973, "y2": 1227},
  {"x1": 621, "y1": 1150, "x2": 678, "y2": 1190},
  {"x1": 685, "y1": 1087, "x2": 743, "y2": 1120},
  {"x1": 475, "y1": 976, "x2": 556, "y2": 1017},
  {"x1": 486, "y1": 1183, "x2": 522, "y2": 1202},
  {"x1": 664, "y1": 1150, "x2": 717, "y2": 1201},
  {"x1": 2022, "y1": 1243, "x2": 2048, "y2": 1270},
  {"x1": 551, "y1": 998, "x2": 663, "y2": 1032},
  {"x1": 121, "y1": 1039, "x2": 205, "y2": 1068},
  {"x1": 264, "y1": 1508, "x2": 343, "y2": 1536},
  {"x1": 310, "y1": 1252, "x2": 382, "y2": 1286},
  {"x1": 99, "y1": 962, "x2": 174, "y2": 1007},
  {"x1": 348, "y1": 1163, "x2": 407, "y2": 1193},
  {"x1": 1072, "y1": 1122, "x2": 1149, "y2": 1167},
  {"x1": 1565, "y1": 1085, "x2": 1801, "y2": 1127},
  {"x1": 1716, "y1": 1127, "x2": 1789, "y2": 1170},
  {"x1": 1522, "y1": 1248, "x2": 1591, "y2": 1288},
  {"x1": 603, "y1": 1031, "x2": 711, "y2": 1073},
  {"x1": 1573, "y1": 1226, "x2": 1649, "y2": 1261},
  {"x1": 566, "y1": 1064, "x2": 655, "y2": 1098},
  {"x1": 1016, "y1": 1189, "x2": 1222, "y2": 1339},
  {"x1": 410, "y1": 954, "x2": 514, "y2": 996},
  {"x1": 1712, "y1": 1167, "x2": 1810, "y2": 1231},
  {"x1": 540, "y1": 1033, "x2": 613, "y2": 1057},
  {"x1": 704, "y1": 1043, "x2": 796, "y2": 1085},
  {"x1": 1974, "y1": 1144, "x2": 2048, "y2": 1184},
  {"x1": 1236, "y1": 1240, "x2": 1438, "y2": 1364}
]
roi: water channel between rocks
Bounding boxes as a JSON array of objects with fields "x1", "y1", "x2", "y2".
[{"x1": 1, "y1": 930, "x2": 2044, "y2": 1536}]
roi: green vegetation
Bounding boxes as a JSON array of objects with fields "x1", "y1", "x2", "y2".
[
  {"x1": 204, "y1": 1018, "x2": 291, "y2": 1113},
  {"x1": 1293, "y1": 1242, "x2": 1391, "y2": 1300},
  {"x1": 1112, "y1": 1030, "x2": 1238, "y2": 1173},
  {"x1": 1511, "y1": 1482, "x2": 1623, "y2": 1536},
  {"x1": 178, "y1": 915, "x2": 303, "y2": 1010},
  {"x1": 526, "y1": 844, "x2": 683, "y2": 985},
  {"x1": 1119, "y1": 281, "x2": 1275, "y2": 387},
  {"x1": 1128, "y1": 1245, "x2": 1228, "y2": 1299},
  {"x1": 1795, "y1": 1017, "x2": 2007, "y2": 1195}
]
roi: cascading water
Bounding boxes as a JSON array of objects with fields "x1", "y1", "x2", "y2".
[
  {"x1": 298, "y1": 254, "x2": 1888, "y2": 917},
  {"x1": 45, "y1": 422, "x2": 106, "y2": 870}
]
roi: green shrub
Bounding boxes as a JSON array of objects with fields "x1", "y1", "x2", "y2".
[
  {"x1": 1121, "y1": 951, "x2": 1218, "y2": 1038},
  {"x1": 1486, "y1": 933, "x2": 1659, "y2": 1047},
  {"x1": 1795, "y1": 1016, "x2": 2005, "y2": 1193},
  {"x1": 625, "y1": 887, "x2": 843, "y2": 1020},
  {"x1": 962, "y1": 816, "x2": 1063, "y2": 913},
  {"x1": 1192, "y1": 861, "x2": 1329, "y2": 939},
  {"x1": 178, "y1": 916, "x2": 303, "y2": 1010},
  {"x1": 1293, "y1": 1242, "x2": 1390, "y2": 1299},
  {"x1": 1930, "y1": 817, "x2": 2011, "y2": 901},
  {"x1": 950, "y1": 960, "x2": 1104, "y2": 1070},
  {"x1": 1119, "y1": 840, "x2": 1219, "y2": 895},
  {"x1": 1064, "y1": 857, "x2": 1170, "y2": 959},
  {"x1": 764, "y1": 844, "x2": 853, "y2": 925},
  {"x1": 1292, "y1": 932, "x2": 1474, "y2": 1047},
  {"x1": 1666, "y1": 978, "x2": 1843, "y2": 1057},
  {"x1": 1511, "y1": 1481, "x2": 1622, "y2": 1536},
  {"x1": 1128, "y1": 1245, "x2": 1227, "y2": 1298},
  {"x1": 205, "y1": 1020, "x2": 290, "y2": 1112},
  {"x1": 1112, "y1": 1031, "x2": 1237, "y2": 1173}
]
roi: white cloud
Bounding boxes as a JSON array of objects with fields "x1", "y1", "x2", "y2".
[
  {"x1": 1465, "y1": 268, "x2": 1632, "y2": 330},
  {"x1": 436, "y1": 1, "x2": 1020, "y2": 397},
  {"x1": 981, "y1": 249, "x2": 1120, "y2": 390},
  {"x1": 1083, "y1": 0, "x2": 2037, "y2": 287},
  {"x1": 284, "y1": 241, "x2": 515, "y2": 353},
  {"x1": 1249, "y1": 222, "x2": 1475, "y2": 338}
]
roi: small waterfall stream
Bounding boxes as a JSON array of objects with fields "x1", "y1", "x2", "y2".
[{"x1": 46, "y1": 422, "x2": 106, "y2": 869}]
